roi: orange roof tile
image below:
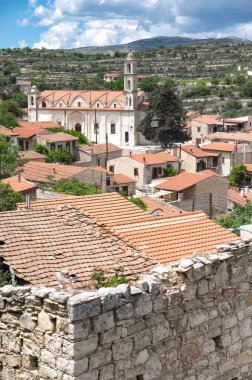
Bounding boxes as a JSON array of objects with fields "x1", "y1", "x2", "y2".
[
  {"x1": 0, "y1": 126, "x2": 18, "y2": 136},
  {"x1": 2, "y1": 175, "x2": 37, "y2": 193},
  {"x1": 79, "y1": 143, "x2": 121, "y2": 155},
  {"x1": 13, "y1": 126, "x2": 44, "y2": 139},
  {"x1": 129, "y1": 152, "x2": 178, "y2": 165},
  {"x1": 40, "y1": 132, "x2": 78, "y2": 143},
  {"x1": 182, "y1": 145, "x2": 219, "y2": 158},
  {"x1": 193, "y1": 114, "x2": 223, "y2": 125},
  {"x1": 202, "y1": 142, "x2": 236, "y2": 152},
  {"x1": 113, "y1": 174, "x2": 136, "y2": 185},
  {"x1": 155, "y1": 170, "x2": 217, "y2": 192},
  {"x1": 18, "y1": 121, "x2": 61, "y2": 129},
  {"x1": 140, "y1": 196, "x2": 184, "y2": 216},
  {"x1": 19, "y1": 150, "x2": 46, "y2": 161},
  {"x1": 18, "y1": 192, "x2": 150, "y2": 226},
  {"x1": 109, "y1": 211, "x2": 239, "y2": 265},
  {"x1": 0, "y1": 206, "x2": 156, "y2": 288},
  {"x1": 207, "y1": 132, "x2": 252, "y2": 142},
  {"x1": 228, "y1": 189, "x2": 246, "y2": 207},
  {"x1": 245, "y1": 164, "x2": 252, "y2": 173},
  {"x1": 89, "y1": 166, "x2": 113, "y2": 175}
]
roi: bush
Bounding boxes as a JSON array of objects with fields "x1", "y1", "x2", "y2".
[
  {"x1": 46, "y1": 148, "x2": 74, "y2": 164},
  {"x1": 91, "y1": 267, "x2": 129, "y2": 289},
  {"x1": 52, "y1": 178, "x2": 103, "y2": 195},
  {"x1": 128, "y1": 197, "x2": 147, "y2": 211},
  {"x1": 163, "y1": 164, "x2": 178, "y2": 177},
  {"x1": 228, "y1": 164, "x2": 250, "y2": 187}
]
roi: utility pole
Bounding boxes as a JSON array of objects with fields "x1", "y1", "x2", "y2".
[
  {"x1": 105, "y1": 132, "x2": 108, "y2": 168},
  {"x1": 94, "y1": 108, "x2": 98, "y2": 144},
  {"x1": 209, "y1": 192, "x2": 213, "y2": 219}
]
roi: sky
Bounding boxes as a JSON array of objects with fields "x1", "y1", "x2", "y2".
[{"x1": 1, "y1": 0, "x2": 252, "y2": 49}]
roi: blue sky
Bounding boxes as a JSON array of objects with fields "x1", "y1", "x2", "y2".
[{"x1": 1, "y1": 0, "x2": 252, "y2": 49}]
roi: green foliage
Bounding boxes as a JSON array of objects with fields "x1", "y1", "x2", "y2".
[
  {"x1": 46, "y1": 148, "x2": 74, "y2": 164},
  {"x1": 128, "y1": 197, "x2": 147, "y2": 211},
  {"x1": 0, "y1": 100, "x2": 23, "y2": 117},
  {"x1": 163, "y1": 164, "x2": 178, "y2": 177},
  {"x1": 139, "y1": 76, "x2": 159, "y2": 93},
  {"x1": 91, "y1": 267, "x2": 129, "y2": 289},
  {"x1": 222, "y1": 99, "x2": 242, "y2": 117},
  {"x1": 217, "y1": 201, "x2": 252, "y2": 235},
  {"x1": 0, "y1": 263, "x2": 11, "y2": 287},
  {"x1": 52, "y1": 178, "x2": 103, "y2": 196},
  {"x1": 34, "y1": 144, "x2": 49, "y2": 155},
  {"x1": 64, "y1": 129, "x2": 91, "y2": 145},
  {"x1": 241, "y1": 80, "x2": 252, "y2": 98},
  {"x1": 0, "y1": 182, "x2": 24, "y2": 211},
  {"x1": 137, "y1": 82, "x2": 189, "y2": 148},
  {"x1": 0, "y1": 135, "x2": 19, "y2": 179},
  {"x1": 228, "y1": 164, "x2": 250, "y2": 187},
  {"x1": 104, "y1": 76, "x2": 124, "y2": 91}
]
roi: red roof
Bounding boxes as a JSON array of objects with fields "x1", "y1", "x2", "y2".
[
  {"x1": 79, "y1": 143, "x2": 121, "y2": 155},
  {"x1": 40, "y1": 132, "x2": 78, "y2": 143},
  {"x1": 13, "y1": 126, "x2": 44, "y2": 139},
  {"x1": 228, "y1": 189, "x2": 246, "y2": 207},
  {"x1": 207, "y1": 132, "x2": 252, "y2": 142},
  {"x1": 129, "y1": 152, "x2": 178, "y2": 165},
  {"x1": 140, "y1": 196, "x2": 183, "y2": 216},
  {"x1": 18, "y1": 121, "x2": 61, "y2": 129},
  {"x1": 0, "y1": 126, "x2": 18, "y2": 136},
  {"x1": 202, "y1": 142, "x2": 236, "y2": 152},
  {"x1": 19, "y1": 151, "x2": 46, "y2": 161},
  {"x1": 182, "y1": 145, "x2": 219, "y2": 158},
  {"x1": 2, "y1": 175, "x2": 37, "y2": 193},
  {"x1": 193, "y1": 114, "x2": 223, "y2": 125},
  {"x1": 155, "y1": 170, "x2": 217, "y2": 192},
  {"x1": 113, "y1": 174, "x2": 136, "y2": 185}
]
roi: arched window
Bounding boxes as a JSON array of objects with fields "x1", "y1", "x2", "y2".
[
  {"x1": 111, "y1": 124, "x2": 116, "y2": 134},
  {"x1": 42, "y1": 101, "x2": 46, "y2": 108},
  {"x1": 59, "y1": 102, "x2": 62, "y2": 107},
  {"x1": 113, "y1": 103, "x2": 117, "y2": 108},
  {"x1": 129, "y1": 97, "x2": 132, "y2": 107},
  {"x1": 78, "y1": 102, "x2": 81, "y2": 107},
  {"x1": 96, "y1": 103, "x2": 100, "y2": 108},
  {"x1": 31, "y1": 96, "x2": 34, "y2": 106},
  {"x1": 127, "y1": 80, "x2": 131, "y2": 91},
  {"x1": 75, "y1": 123, "x2": 81, "y2": 132},
  {"x1": 127, "y1": 63, "x2": 131, "y2": 73},
  {"x1": 125, "y1": 131, "x2": 129, "y2": 143}
]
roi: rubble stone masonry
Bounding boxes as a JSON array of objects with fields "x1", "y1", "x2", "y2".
[{"x1": 1, "y1": 240, "x2": 252, "y2": 379}]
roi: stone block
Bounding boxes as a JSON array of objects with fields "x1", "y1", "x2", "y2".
[
  {"x1": 67, "y1": 292, "x2": 101, "y2": 321},
  {"x1": 134, "y1": 329, "x2": 152, "y2": 351},
  {"x1": 37, "y1": 310, "x2": 55, "y2": 331},
  {"x1": 93, "y1": 310, "x2": 115, "y2": 333},
  {"x1": 112, "y1": 338, "x2": 134, "y2": 360},
  {"x1": 20, "y1": 313, "x2": 36, "y2": 331},
  {"x1": 97, "y1": 287, "x2": 122, "y2": 311},
  {"x1": 89, "y1": 350, "x2": 112, "y2": 369},
  {"x1": 73, "y1": 336, "x2": 98, "y2": 359},
  {"x1": 144, "y1": 354, "x2": 162, "y2": 380},
  {"x1": 99, "y1": 364, "x2": 115, "y2": 380},
  {"x1": 39, "y1": 364, "x2": 59, "y2": 379},
  {"x1": 135, "y1": 349, "x2": 149, "y2": 365},
  {"x1": 134, "y1": 293, "x2": 152, "y2": 316},
  {"x1": 116, "y1": 302, "x2": 134, "y2": 320},
  {"x1": 181, "y1": 344, "x2": 200, "y2": 364},
  {"x1": 152, "y1": 321, "x2": 170, "y2": 345}
]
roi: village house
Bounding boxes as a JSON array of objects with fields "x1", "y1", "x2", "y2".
[
  {"x1": 27, "y1": 53, "x2": 150, "y2": 147},
  {"x1": 107, "y1": 151, "x2": 179, "y2": 188},
  {"x1": 228, "y1": 188, "x2": 247, "y2": 210},
  {"x1": 206, "y1": 131, "x2": 252, "y2": 145},
  {"x1": 13, "y1": 126, "x2": 52, "y2": 151},
  {"x1": 112, "y1": 173, "x2": 136, "y2": 195},
  {"x1": 155, "y1": 170, "x2": 228, "y2": 215},
  {"x1": 0, "y1": 125, "x2": 18, "y2": 145},
  {"x1": 201, "y1": 142, "x2": 252, "y2": 176},
  {"x1": 36, "y1": 132, "x2": 78, "y2": 153},
  {"x1": 103, "y1": 71, "x2": 120, "y2": 83},
  {"x1": 19, "y1": 150, "x2": 46, "y2": 163},
  {"x1": 191, "y1": 114, "x2": 223, "y2": 144},
  {"x1": 76, "y1": 143, "x2": 123, "y2": 167},
  {"x1": 1, "y1": 174, "x2": 38, "y2": 199},
  {"x1": 180, "y1": 145, "x2": 220, "y2": 172}
]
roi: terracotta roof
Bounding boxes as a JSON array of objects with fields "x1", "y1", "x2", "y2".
[
  {"x1": 181, "y1": 145, "x2": 219, "y2": 158},
  {"x1": 22, "y1": 161, "x2": 87, "y2": 183},
  {"x1": 18, "y1": 121, "x2": 61, "y2": 129},
  {"x1": 245, "y1": 164, "x2": 252, "y2": 173},
  {"x1": 18, "y1": 192, "x2": 150, "y2": 226},
  {"x1": 79, "y1": 143, "x2": 121, "y2": 155},
  {"x1": 0, "y1": 126, "x2": 18, "y2": 136},
  {"x1": 207, "y1": 132, "x2": 252, "y2": 142},
  {"x1": 113, "y1": 174, "x2": 137, "y2": 185},
  {"x1": 140, "y1": 196, "x2": 184, "y2": 217},
  {"x1": 245, "y1": 193, "x2": 252, "y2": 201},
  {"x1": 0, "y1": 206, "x2": 156, "y2": 288},
  {"x1": 228, "y1": 189, "x2": 246, "y2": 207},
  {"x1": 202, "y1": 142, "x2": 236, "y2": 152},
  {"x1": 155, "y1": 170, "x2": 217, "y2": 192},
  {"x1": 2, "y1": 175, "x2": 37, "y2": 193},
  {"x1": 13, "y1": 126, "x2": 44, "y2": 139},
  {"x1": 40, "y1": 132, "x2": 78, "y2": 143},
  {"x1": 193, "y1": 114, "x2": 223, "y2": 125},
  {"x1": 104, "y1": 72, "x2": 119, "y2": 78},
  {"x1": 129, "y1": 152, "x2": 179, "y2": 165},
  {"x1": 19, "y1": 151, "x2": 46, "y2": 161},
  {"x1": 88, "y1": 166, "x2": 113, "y2": 175},
  {"x1": 109, "y1": 211, "x2": 239, "y2": 265}
]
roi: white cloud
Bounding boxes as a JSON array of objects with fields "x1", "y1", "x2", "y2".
[
  {"x1": 29, "y1": 0, "x2": 37, "y2": 6},
  {"x1": 33, "y1": 21, "x2": 79, "y2": 49},
  {"x1": 19, "y1": 39, "x2": 28, "y2": 48},
  {"x1": 17, "y1": 18, "x2": 29, "y2": 27}
]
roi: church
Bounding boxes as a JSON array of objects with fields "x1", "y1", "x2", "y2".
[{"x1": 27, "y1": 53, "x2": 150, "y2": 147}]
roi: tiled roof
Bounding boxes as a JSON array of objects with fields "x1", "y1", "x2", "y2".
[
  {"x1": 129, "y1": 152, "x2": 179, "y2": 165},
  {"x1": 22, "y1": 161, "x2": 87, "y2": 183},
  {"x1": 19, "y1": 150, "x2": 46, "y2": 161},
  {"x1": 228, "y1": 189, "x2": 246, "y2": 207},
  {"x1": 113, "y1": 174, "x2": 136, "y2": 185},
  {"x1": 182, "y1": 145, "x2": 219, "y2": 158},
  {"x1": 140, "y1": 196, "x2": 184, "y2": 216},
  {"x1": 79, "y1": 143, "x2": 121, "y2": 155},
  {"x1": 13, "y1": 126, "x2": 44, "y2": 139},
  {"x1": 155, "y1": 170, "x2": 217, "y2": 192},
  {"x1": 207, "y1": 132, "x2": 252, "y2": 142},
  {"x1": 18, "y1": 121, "x2": 61, "y2": 129},
  {"x1": 18, "y1": 192, "x2": 150, "y2": 226},
  {"x1": 88, "y1": 166, "x2": 113, "y2": 175},
  {"x1": 245, "y1": 164, "x2": 252, "y2": 173},
  {"x1": 193, "y1": 114, "x2": 223, "y2": 125},
  {"x1": 40, "y1": 132, "x2": 78, "y2": 143},
  {"x1": 109, "y1": 211, "x2": 239, "y2": 265},
  {"x1": 245, "y1": 193, "x2": 252, "y2": 201},
  {"x1": 0, "y1": 206, "x2": 156, "y2": 288},
  {"x1": 1, "y1": 175, "x2": 37, "y2": 193},
  {"x1": 0, "y1": 126, "x2": 18, "y2": 136},
  {"x1": 202, "y1": 142, "x2": 236, "y2": 152}
]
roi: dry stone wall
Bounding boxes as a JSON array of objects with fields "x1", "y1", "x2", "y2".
[{"x1": 1, "y1": 240, "x2": 252, "y2": 379}]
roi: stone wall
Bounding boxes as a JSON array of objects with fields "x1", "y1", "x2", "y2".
[{"x1": 1, "y1": 240, "x2": 252, "y2": 379}]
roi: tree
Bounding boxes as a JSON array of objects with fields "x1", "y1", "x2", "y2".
[
  {"x1": 46, "y1": 148, "x2": 74, "y2": 164},
  {"x1": 127, "y1": 197, "x2": 147, "y2": 211},
  {"x1": 0, "y1": 135, "x2": 19, "y2": 179},
  {"x1": 217, "y1": 200, "x2": 252, "y2": 236},
  {"x1": 163, "y1": 164, "x2": 178, "y2": 177},
  {"x1": 0, "y1": 182, "x2": 24, "y2": 211},
  {"x1": 228, "y1": 164, "x2": 250, "y2": 187},
  {"x1": 137, "y1": 83, "x2": 189, "y2": 148},
  {"x1": 139, "y1": 76, "x2": 159, "y2": 93},
  {"x1": 64, "y1": 129, "x2": 91, "y2": 145},
  {"x1": 52, "y1": 178, "x2": 103, "y2": 196}
]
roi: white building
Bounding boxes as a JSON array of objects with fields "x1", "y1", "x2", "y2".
[{"x1": 27, "y1": 53, "x2": 150, "y2": 147}]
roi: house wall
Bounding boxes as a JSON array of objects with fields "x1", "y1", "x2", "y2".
[
  {"x1": 112, "y1": 182, "x2": 136, "y2": 196},
  {"x1": 18, "y1": 136, "x2": 37, "y2": 151},
  {"x1": 71, "y1": 170, "x2": 109, "y2": 191},
  {"x1": 76, "y1": 149, "x2": 123, "y2": 168},
  {"x1": 1, "y1": 240, "x2": 252, "y2": 379},
  {"x1": 191, "y1": 120, "x2": 209, "y2": 144},
  {"x1": 180, "y1": 150, "x2": 197, "y2": 172}
]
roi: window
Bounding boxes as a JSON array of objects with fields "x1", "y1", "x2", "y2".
[
  {"x1": 122, "y1": 186, "x2": 128, "y2": 193},
  {"x1": 51, "y1": 143, "x2": 55, "y2": 150},
  {"x1": 111, "y1": 124, "x2": 116, "y2": 134},
  {"x1": 127, "y1": 63, "x2": 131, "y2": 73},
  {"x1": 96, "y1": 103, "x2": 100, "y2": 108},
  {"x1": 66, "y1": 142, "x2": 70, "y2": 149},
  {"x1": 125, "y1": 131, "x2": 129, "y2": 142},
  {"x1": 42, "y1": 101, "x2": 46, "y2": 108},
  {"x1": 113, "y1": 103, "x2": 117, "y2": 108},
  {"x1": 127, "y1": 80, "x2": 131, "y2": 91},
  {"x1": 134, "y1": 168, "x2": 139, "y2": 176},
  {"x1": 26, "y1": 141, "x2": 29, "y2": 150},
  {"x1": 59, "y1": 102, "x2": 62, "y2": 107},
  {"x1": 158, "y1": 167, "x2": 162, "y2": 175},
  {"x1": 222, "y1": 157, "x2": 225, "y2": 164},
  {"x1": 197, "y1": 127, "x2": 201, "y2": 132},
  {"x1": 97, "y1": 158, "x2": 101, "y2": 166},
  {"x1": 129, "y1": 98, "x2": 132, "y2": 107},
  {"x1": 106, "y1": 177, "x2": 111, "y2": 186},
  {"x1": 109, "y1": 165, "x2": 114, "y2": 173},
  {"x1": 57, "y1": 144, "x2": 63, "y2": 151},
  {"x1": 78, "y1": 101, "x2": 81, "y2": 107},
  {"x1": 31, "y1": 96, "x2": 34, "y2": 106},
  {"x1": 75, "y1": 123, "x2": 81, "y2": 132}
]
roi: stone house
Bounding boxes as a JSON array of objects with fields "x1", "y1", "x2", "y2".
[
  {"x1": 19, "y1": 150, "x2": 46, "y2": 163},
  {"x1": 76, "y1": 143, "x2": 123, "y2": 167},
  {"x1": 0, "y1": 125, "x2": 18, "y2": 146},
  {"x1": 112, "y1": 174, "x2": 136, "y2": 196},
  {"x1": 36, "y1": 132, "x2": 78, "y2": 153},
  {"x1": 206, "y1": 131, "x2": 252, "y2": 146},
  {"x1": 180, "y1": 145, "x2": 220, "y2": 172},
  {"x1": 108, "y1": 152, "x2": 179, "y2": 188},
  {"x1": 155, "y1": 170, "x2": 228, "y2": 215},
  {"x1": 191, "y1": 114, "x2": 223, "y2": 144},
  {"x1": 228, "y1": 188, "x2": 246, "y2": 210},
  {"x1": 13, "y1": 126, "x2": 52, "y2": 151},
  {"x1": 1, "y1": 174, "x2": 38, "y2": 199}
]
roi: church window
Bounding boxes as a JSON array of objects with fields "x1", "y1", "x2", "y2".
[
  {"x1": 129, "y1": 98, "x2": 132, "y2": 107},
  {"x1": 126, "y1": 97, "x2": 128, "y2": 106},
  {"x1": 127, "y1": 63, "x2": 131, "y2": 73},
  {"x1": 31, "y1": 96, "x2": 34, "y2": 106},
  {"x1": 113, "y1": 103, "x2": 117, "y2": 108},
  {"x1": 75, "y1": 123, "x2": 81, "y2": 132},
  {"x1": 111, "y1": 124, "x2": 116, "y2": 134},
  {"x1": 78, "y1": 101, "x2": 81, "y2": 107},
  {"x1": 127, "y1": 80, "x2": 131, "y2": 91},
  {"x1": 134, "y1": 168, "x2": 138, "y2": 176},
  {"x1": 125, "y1": 131, "x2": 129, "y2": 143},
  {"x1": 59, "y1": 102, "x2": 62, "y2": 107},
  {"x1": 42, "y1": 101, "x2": 46, "y2": 108},
  {"x1": 96, "y1": 103, "x2": 100, "y2": 108},
  {"x1": 109, "y1": 165, "x2": 114, "y2": 173}
]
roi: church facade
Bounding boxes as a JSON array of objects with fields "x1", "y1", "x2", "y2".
[{"x1": 27, "y1": 53, "x2": 150, "y2": 147}]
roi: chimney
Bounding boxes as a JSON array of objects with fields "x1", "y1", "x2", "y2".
[
  {"x1": 18, "y1": 172, "x2": 21, "y2": 183},
  {"x1": 53, "y1": 167, "x2": 56, "y2": 174},
  {"x1": 143, "y1": 157, "x2": 146, "y2": 163}
]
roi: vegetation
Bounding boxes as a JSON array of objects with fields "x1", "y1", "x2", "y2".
[
  {"x1": 0, "y1": 135, "x2": 20, "y2": 179},
  {"x1": 217, "y1": 201, "x2": 252, "y2": 236},
  {"x1": 0, "y1": 262, "x2": 11, "y2": 287},
  {"x1": 228, "y1": 164, "x2": 250, "y2": 187},
  {"x1": 128, "y1": 197, "x2": 147, "y2": 211},
  {"x1": 163, "y1": 164, "x2": 178, "y2": 177},
  {"x1": 64, "y1": 129, "x2": 91, "y2": 145},
  {"x1": 91, "y1": 267, "x2": 129, "y2": 289},
  {"x1": 137, "y1": 82, "x2": 189, "y2": 148},
  {"x1": 34, "y1": 145, "x2": 74, "y2": 164},
  {"x1": 0, "y1": 182, "x2": 24, "y2": 211},
  {"x1": 52, "y1": 178, "x2": 103, "y2": 196}
]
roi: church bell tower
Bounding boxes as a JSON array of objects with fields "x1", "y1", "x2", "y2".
[{"x1": 124, "y1": 52, "x2": 138, "y2": 110}]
